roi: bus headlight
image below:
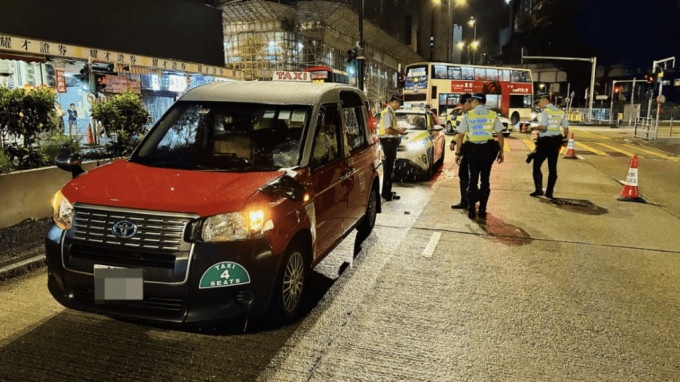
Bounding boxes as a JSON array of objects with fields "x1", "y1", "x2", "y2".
[
  {"x1": 51, "y1": 190, "x2": 73, "y2": 230},
  {"x1": 407, "y1": 139, "x2": 428, "y2": 151},
  {"x1": 201, "y1": 207, "x2": 272, "y2": 242}
]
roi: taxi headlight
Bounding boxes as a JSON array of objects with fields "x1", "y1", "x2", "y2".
[
  {"x1": 51, "y1": 190, "x2": 73, "y2": 230},
  {"x1": 407, "y1": 139, "x2": 428, "y2": 151},
  {"x1": 201, "y1": 207, "x2": 271, "y2": 242}
]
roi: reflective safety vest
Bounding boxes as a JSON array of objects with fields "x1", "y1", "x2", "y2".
[
  {"x1": 545, "y1": 108, "x2": 565, "y2": 134},
  {"x1": 465, "y1": 110, "x2": 497, "y2": 143},
  {"x1": 378, "y1": 107, "x2": 397, "y2": 136}
]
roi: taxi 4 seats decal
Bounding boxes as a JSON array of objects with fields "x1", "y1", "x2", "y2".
[{"x1": 199, "y1": 261, "x2": 251, "y2": 289}]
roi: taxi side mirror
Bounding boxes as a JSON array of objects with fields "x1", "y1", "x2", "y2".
[
  {"x1": 260, "y1": 174, "x2": 306, "y2": 201},
  {"x1": 55, "y1": 144, "x2": 85, "y2": 178}
]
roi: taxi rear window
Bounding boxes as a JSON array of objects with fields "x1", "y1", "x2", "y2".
[{"x1": 133, "y1": 101, "x2": 310, "y2": 171}]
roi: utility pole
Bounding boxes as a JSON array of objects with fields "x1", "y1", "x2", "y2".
[
  {"x1": 522, "y1": 53, "x2": 597, "y2": 123},
  {"x1": 651, "y1": 56, "x2": 675, "y2": 139},
  {"x1": 357, "y1": 0, "x2": 365, "y2": 91}
]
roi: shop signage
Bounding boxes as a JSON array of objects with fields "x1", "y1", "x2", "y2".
[
  {"x1": 55, "y1": 70, "x2": 66, "y2": 93},
  {"x1": 0, "y1": 33, "x2": 241, "y2": 80}
]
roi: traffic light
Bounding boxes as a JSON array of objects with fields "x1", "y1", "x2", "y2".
[
  {"x1": 613, "y1": 86, "x2": 621, "y2": 94},
  {"x1": 397, "y1": 73, "x2": 405, "y2": 88},
  {"x1": 346, "y1": 48, "x2": 357, "y2": 76},
  {"x1": 645, "y1": 73, "x2": 654, "y2": 84}
]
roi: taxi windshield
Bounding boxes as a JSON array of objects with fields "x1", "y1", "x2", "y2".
[
  {"x1": 131, "y1": 101, "x2": 310, "y2": 171},
  {"x1": 396, "y1": 113, "x2": 429, "y2": 131}
]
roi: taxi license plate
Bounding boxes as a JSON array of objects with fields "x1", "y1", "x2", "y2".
[{"x1": 93, "y1": 264, "x2": 143, "y2": 303}]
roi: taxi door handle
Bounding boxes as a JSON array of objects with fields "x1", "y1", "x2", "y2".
[{"x1": 340, "y1": 167, "x2": 355, "y2": 180}]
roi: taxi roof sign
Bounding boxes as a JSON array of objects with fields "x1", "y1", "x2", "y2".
[{"x1": 272, "y1": 71, "x2": 312, "y2": 82}]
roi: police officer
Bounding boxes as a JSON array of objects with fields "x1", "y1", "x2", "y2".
[
  {"x1": 450, "y1": 93, "x2": 472, "y2": 209},
  {"x1": 454, "y1": 93, "x2": 504, "y2": 219},
  {"x1": 530, "y1": 93, "x2": 569, "y2": 199},
  {"x1": 379, "y1": 94, "x2": 406, "y2": 201}
]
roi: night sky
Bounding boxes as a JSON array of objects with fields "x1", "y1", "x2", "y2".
[{"x1": 464, "y1": 0, "x2": 680, "y2": 71}]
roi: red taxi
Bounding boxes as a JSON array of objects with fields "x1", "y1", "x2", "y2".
[{"x1": 46, "y1": 73, "x2": 382, "y2": 325}]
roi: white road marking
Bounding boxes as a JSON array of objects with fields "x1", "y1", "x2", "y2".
[{"x1": 422, "y1": 232, "x2": 442, "y2": 258}]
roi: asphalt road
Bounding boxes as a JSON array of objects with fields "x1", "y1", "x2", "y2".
[{"x1": 2, "y1": 126, "x2": 680, "y2": 381}]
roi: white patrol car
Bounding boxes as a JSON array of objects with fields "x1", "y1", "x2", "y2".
[{"x1": 393, "y1": 108, "x2": 446, "y2": 180}]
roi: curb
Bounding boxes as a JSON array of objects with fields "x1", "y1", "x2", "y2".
[{"x1": 0, "y1": 247, "x2": 45, "y2": 282}]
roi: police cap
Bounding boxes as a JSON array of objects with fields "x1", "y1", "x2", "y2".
[
  {"x1": 471, "y1": 92, "x2": 486, "y2": 103},
  {"x1": 535, "y1": 93, "x2": 550, "y2": 103},
  {"x1": 389, "y1": 94, "x2": 403, "y2": 104}
]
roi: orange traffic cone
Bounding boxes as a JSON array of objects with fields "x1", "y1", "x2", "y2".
[
  {"x1": 86, "y1": 123, "x2": 94, "y2": 145},
  {"x1": 521, "y1": 121, "x2": 527, "y2": 133},
  {"x1": 563, "y1": 133, "x2": 576, "y2": 159},
  {"x1": 617, "y1": 155, "x2": 645, "y2": 203}
]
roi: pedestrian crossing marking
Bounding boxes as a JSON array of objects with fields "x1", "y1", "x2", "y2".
[
  {"x1": 596, "y1": 142, "x2": 639, "y2": 158},
  {"x1": 503, "y1": 139, "x2": 510, "y2": 152},
  {"x1": 621, "y1": 143, "x2": 679, "y2": 161},
  {"x1": 575, "y1": 141, "x2": 609, "y2": 156},
  {"x1": 570, "y1": 129, "x2": 613, "y2": 141}
]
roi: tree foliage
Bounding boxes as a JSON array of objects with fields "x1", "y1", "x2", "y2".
[
  {"x1": 90, "y1": 91, "x2": 151, "y2": 156},
  {"x1": 0, "y1": 87, "x2": 56, "y2": 171}
]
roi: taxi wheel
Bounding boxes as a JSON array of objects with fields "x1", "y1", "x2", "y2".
[
  {"x1": 274, "y1": 243, "x2": 309, "y2": 320},
  {"x1": 358, "y1": 186, "x2": 378, "y2": 236}
]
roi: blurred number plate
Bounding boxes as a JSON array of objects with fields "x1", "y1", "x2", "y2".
[{"x1": 94, "y1": 264, "x2": 143, "y2": 303}]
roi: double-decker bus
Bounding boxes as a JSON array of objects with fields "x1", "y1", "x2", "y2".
[
  {"x1": 303, "y1": 66, "x2": 350, "y2": 84},
  {"x1": 403, "y1": 62, "x2": 534, "y2": 126}
]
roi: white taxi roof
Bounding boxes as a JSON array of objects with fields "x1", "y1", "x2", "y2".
[{"x1": 178, "y1": 81, "x2": 363, "y2": 105}]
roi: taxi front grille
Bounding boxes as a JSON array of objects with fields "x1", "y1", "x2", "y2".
[
  {"x1": 71, "y1": 205, "x2": 196, "y2": 251},
  {"x1": 70, "y1": 244, "x2": 177, "y2": 269}
]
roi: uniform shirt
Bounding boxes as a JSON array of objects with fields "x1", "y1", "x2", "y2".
[
  {"x1": 458, "y1": 105, "x2": 503, "y2": 144},
  {"x1": 379, "y1": 105, "x2": 399, "y2": 138},
  {"x1": 538, "y1": 103, "x2": 568, "y2": 138}
]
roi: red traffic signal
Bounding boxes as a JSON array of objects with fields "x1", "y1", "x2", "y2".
[
  {"x1": 644, "y1": 74, "x2": 654, "y2": 83},
  {"x1": 614, "y1": 86, "x2": 621, "y2": 94}
]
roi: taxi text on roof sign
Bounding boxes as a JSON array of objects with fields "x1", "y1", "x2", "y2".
[{"x1": 272, "y1": 71, "x2": 312, "y2": 82}]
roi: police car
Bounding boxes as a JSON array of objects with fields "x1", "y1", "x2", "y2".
[
  {"x1": 47, "y1": 72, "x2": 382, "y2": 326},
  {"x1": 393, "y1": 108, "x2": 446, "y2": 180}
]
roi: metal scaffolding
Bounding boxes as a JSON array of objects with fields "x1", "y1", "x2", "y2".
[{"x1": 217, "y1": 0, "x2": 425, "y2": 110}]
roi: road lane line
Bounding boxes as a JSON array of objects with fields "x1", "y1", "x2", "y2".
[
  {"x1": 597, "y1": 142, "x2": 638, "y2": 157},
  {"x1": 571, "y1": 129, "x2": 612, "y2": 140},
  {"x1": 522, "y1": 138, "x2": 535, "y2": 151},
  {"x1": 575, "y1": 141, "x2": 609, "y2": 156},
  {"x1": 421, "y1": 232, "x2": 442, "y2": 258},
  {"x1": 621, "y1": 143, "x2": 679, "y2": 161},
  {"x1": 503, "y1": 139, "x2": 510, "y2": 152}
]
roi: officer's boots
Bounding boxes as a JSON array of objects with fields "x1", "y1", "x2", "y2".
[
  {"x1": 451, "y1": 180, "x2": 469, "y2": 209},
  {"x1": 466, "y1": 189, "x2": 478, "y2": 219},
  {"x1": 478, "y1": 190, "x2": 490, "y2": 219},
  {"x1": 530, "y1": 173, "x2": 544, "y2": 197}
]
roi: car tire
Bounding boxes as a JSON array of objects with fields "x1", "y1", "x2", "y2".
[
  {"x1": 511, "y1": 112, "x2": 520, "y2": 126},
  {"x1": 357, "y1": 186, "x2": 378, "y2": 238},
  {"x1": 272, "y1": 241, "x2": 309, "y2": 322}
]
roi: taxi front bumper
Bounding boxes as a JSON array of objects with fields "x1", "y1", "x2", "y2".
[{"x1": 45, "y1": 223, "x2": 282, "y2": 325}]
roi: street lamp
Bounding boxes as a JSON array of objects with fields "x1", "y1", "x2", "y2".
[{"x1": 468, "y1": 17, "x2": 477, "y2": 64}]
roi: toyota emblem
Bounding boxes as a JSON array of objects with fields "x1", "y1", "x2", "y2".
[{"x1": 112, "y1": 220, "x2": 137, "y2": 239}]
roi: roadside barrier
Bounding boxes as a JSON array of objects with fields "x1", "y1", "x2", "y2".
[
  {"x1": 563, "y1": 133, "x2": 576, "y2": 159},
  {"x1": 617, "y1": 155, "x2": 645, "y2": 203}
]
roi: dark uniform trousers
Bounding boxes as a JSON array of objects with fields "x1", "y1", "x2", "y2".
[
  {"x1": 532, "y1": 135, "x2": 563, "y2": 195},
  {"x1": 467, "y1": 140, "x2": 497, "y2": 212},
  {"x1": 380, "y1": 137, "x2": 400, "y2": 198}
]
